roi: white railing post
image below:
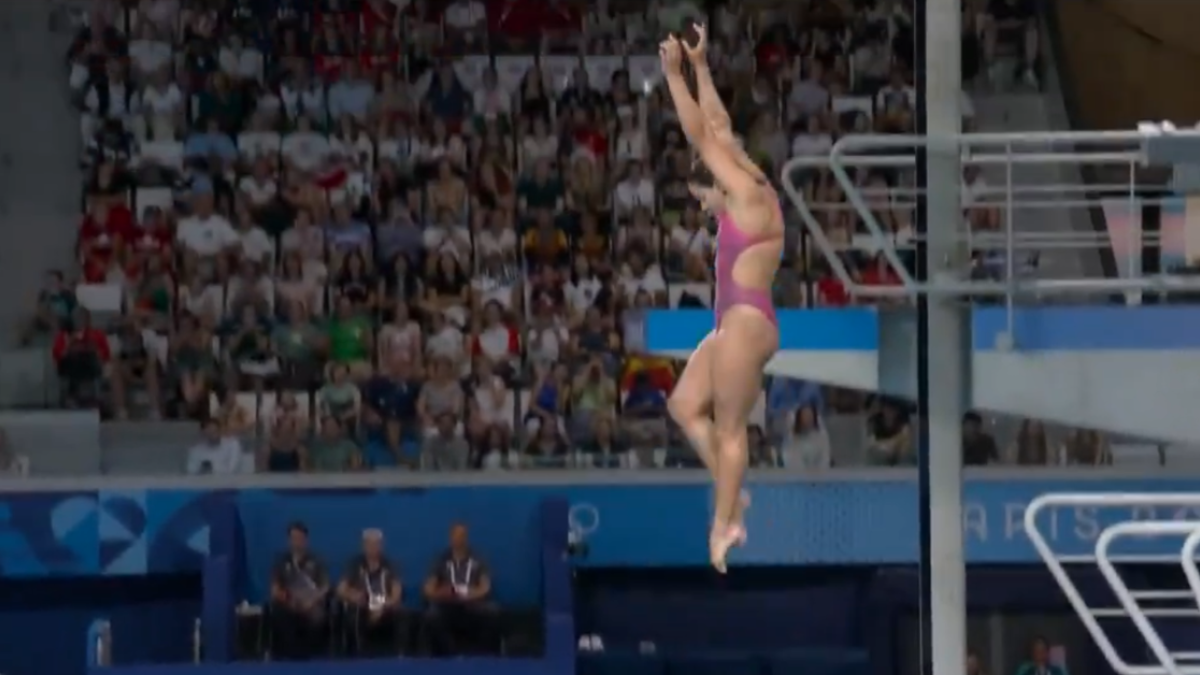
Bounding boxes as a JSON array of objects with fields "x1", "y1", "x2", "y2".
[{"x1": 1025, "y1": 493, "x2": 1200, "y2": 675}]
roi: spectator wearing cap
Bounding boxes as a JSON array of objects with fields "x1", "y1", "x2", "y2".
[
  {"x1": 269, "y1": 522, "x2": 331, "y2": 660},
  {"x1": 422, "y1": 523, "x2": 499, "y2": 655},
  {"x1": 338, "y1": 529, "x2": 410, "y2": 657}
]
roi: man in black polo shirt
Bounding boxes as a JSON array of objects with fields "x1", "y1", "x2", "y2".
[
  {"x1": 337, "y1": 529, "x2": 410, "y2": 656},
  {"x1": 422, "y1": 523, "x2": 499, "y2": 655},
  {"x1": 268, "y1": 522, "x2": 330, "y2": 660}
]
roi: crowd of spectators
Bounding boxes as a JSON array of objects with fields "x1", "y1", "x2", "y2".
[{"x1": 26, "y1": 0, "x2": 1068, "y2": 475}]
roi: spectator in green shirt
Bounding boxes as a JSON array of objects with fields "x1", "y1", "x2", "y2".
[
  {"x1": 309, "y1": 416, "x2": 362, "y2": 472},
  {"x1": 273, "y1": 301, "x2": 326, "y2": 388},
  {"x1": 327, "y1": 296, "x2": 373, "y2": 380}
]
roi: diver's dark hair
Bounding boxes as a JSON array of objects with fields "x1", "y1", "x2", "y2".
[{"x1": 689, "y1": 158, "x2": 714, "y2": 187}]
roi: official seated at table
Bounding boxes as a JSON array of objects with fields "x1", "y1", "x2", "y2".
[
  {"x1": 268, "y1": 522, "x2": 331, "y2": 660},
  {"x1": 337, "y1": 528, "x2": 411, "y2": 657},
  {"x1": 422, "y1": 523, "x2": 499, "y2": 655}
]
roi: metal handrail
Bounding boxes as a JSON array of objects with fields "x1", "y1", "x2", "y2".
[{"x1": 779, "y1": 130, "x2": 1200, "y2": 299}]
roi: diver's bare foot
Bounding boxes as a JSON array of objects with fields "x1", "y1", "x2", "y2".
[
  {"x1": 710, "y1": 523, "x2": 744, "y2": 574},
  {"x1": 732, "y1": 490, "x2": 751, "y2": 546}
]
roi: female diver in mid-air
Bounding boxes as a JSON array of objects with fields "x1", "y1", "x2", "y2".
[{"x1": 661, "y1": 26, "x2": 785, "y2": 574}]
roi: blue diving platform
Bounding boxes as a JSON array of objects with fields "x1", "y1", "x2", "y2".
[{"x1": 645, "y1": 307, "x2": 1200, "y2": 442}]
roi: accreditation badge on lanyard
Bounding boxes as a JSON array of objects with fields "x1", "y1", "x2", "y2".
[
  {"x1": 448, "y1": 559, "x2": 474, "y2": 598},
  {"x1": 364, "y1": 567, "x2": 387, "y2": 610}
]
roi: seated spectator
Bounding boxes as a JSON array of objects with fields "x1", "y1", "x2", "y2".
[
  {"x1": 260, "y1": 413, "x2": 307, "y2": 473},
  {"x1": 422, "y1": 253, "x2": 471, "y2": 329},
  {"x1": 525, "y1": 299, "x2": 569, "y2": 372},
  {"x1": 332, "y1": 251, "x2": 378, "y2": 314},
  {"x1": 111, "y1": 316, "x2": 163, "y2": 419},
  {"x1": 186, "y1": 418, "x2": 245, "y2": 475},
  {"x1": 317, "y1": 363, "x2": 362, "y2": 429},
  {"x1": 377, "y1": 300, "x2": 423, "y2": 370},
  {"x1": 417, "y1": 358, "x2": 466, "y2": 435},
  {"x1": 51, "y1": 308, "x2": 110, "y2": 408},
  {"x1": 326, "y1": 296, "x2": 374, "y2": 380},
  {"x1": 473, "y1": 211, "x2": 518, "y2": 263},
  {"x1": 223, "y1": 305, "x2": 279, "y2": 392},
  {"x1": 170, "y1": 315, "x2": 217, "y2": 417},
  {"x1": 309, "y1": 416, "x2": 362, "y2": 472},
  {"x1": 338, "y1": 529, "x2": 409, "y2": 656},
  {"x1": 269, "y1": 522, "x2": 331, "y2": 661},
  {"x1": 214, "y1": 390, "x2": 256, "y2": 443},
  {"x1": 1062, "y1": 429, "x2": 1112, "y2": 467},
  {"x1": 473, "y1": 426, "x2": 517, "y2": 470},
  {"x1": 777, "y1": 405, "x2": 832, "y2": 470},
  {"x1": 467, "y1": 358, "x2": 515, "y2": 448},
  {"x1": 23, "y1": 270, "x2": 76, "y2": 346},
  {"x1": 569, "y1": 356, "x2": 618, "y2": 442},
  {"x1": 364, "y1": 355, "x2": 423, "y2": 447},
  {"x1": 621, "y1": 371, "x2": 668, "y2": 458},
  {"x1": 422, "y1": 524, "x2": 498, "y2": 656},
  {"x1": 524, "y1": 421, "x2": 570, "y2": 468},
  {"x1": 962, "y1": 412, "x2": 1000, "y2": 466},
  {"x1": 525, "y1": 364, "x2": 568, "y2": 442},
  {"x1": 176, "y1": 182, "x2": 238, "y2": 265},
  {"x1": 866, "y1": 399, "x2": 914, "y2": 466},
  {"x1": 274, "y1": 301, "x2": 327, "y2": 388},
  {"x1": 424, "y1": 412, "x2": 471, "y2": 470},
  {"x1": 425, "y1": 307, "x2": 468, "y2": 367},
  {"x1": 580, "y1": 417, "x2": 629, "y2": 469},
  {"x1": 470, "y1": 301, "x2": 521, "y2": 376}
]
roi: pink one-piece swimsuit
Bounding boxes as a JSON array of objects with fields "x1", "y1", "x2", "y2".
[{"x1": 714, "y1": 210, "x2": 780, "y2": 329}]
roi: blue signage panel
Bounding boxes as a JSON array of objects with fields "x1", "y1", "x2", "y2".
[{"x1": 2, "y1": 478, "x2": 1199, "y2": 594}]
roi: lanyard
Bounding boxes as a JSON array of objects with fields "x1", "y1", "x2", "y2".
[
  {"x1": 447, "y1": 559, "x2": 474, "y2": 587},
  {"x1": 362, "y1": 565, "x2": 387, "y2": 598}
]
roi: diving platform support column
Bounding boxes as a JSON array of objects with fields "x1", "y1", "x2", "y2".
[{"x1": 918, "y1": 2, "x2": 967, "y2": 675}]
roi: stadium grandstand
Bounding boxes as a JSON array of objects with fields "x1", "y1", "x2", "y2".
[{"x1": 0, "y1": 0, "x2": 1196, "y2": 674}]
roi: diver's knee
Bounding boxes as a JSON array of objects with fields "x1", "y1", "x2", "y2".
[{"x1": 667, "y1": 393, "x2": 695, "y2": 425}]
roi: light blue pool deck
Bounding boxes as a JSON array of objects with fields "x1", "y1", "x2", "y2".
[{"x1": 644, "y1": 306, "x2": 1200, "y2": 352}]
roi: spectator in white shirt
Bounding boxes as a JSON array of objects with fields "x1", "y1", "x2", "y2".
[
  {"x1": 613, "y1": 108, "x2": 647, "y2": 162},
  {"x1": 791, "y1": 115, "x2": 833, "y2": 157},
  {"x1": 778, "y1": 406, "x2": 832, "y2": 470},
  {"x1": 520, "y1": 118, "x2": 559, "y2": 170},
  {"x1": 238, "y1": 112, "x2": 282, "y2": 163},
  {"x1": 443, "y1": 0, "x2": 487, "y2": 35},
  {"x1": 218, "y1": 33, "x2": 263, "y2": 83},
  {"x1": 233, "y1": 202, "x2": 276, "y2": 266},
  {"x1": 176, "y1": 182, "x2": 239, "y2": 259},
  {"x1": 282, "y1": 116, "x2": 331, "y2": 173},
  {"x1": 128, "y1": 23, "x2": 173, "y2": 79},
  {"x1": 614, "y1": 160, "x2": 656, "y2": 214},
  {"x1": 238, "y1": 158, "x2": 279, "y2": 210},
  {"x1": 136, "y1": 68, "x2": 184, "y2": 142},
  {"x1": 618, "y1": 249, "x2": 666, "y2": 303},
  {"x1": 186, "y1": 419, "x2": 245, "y2": 474}
]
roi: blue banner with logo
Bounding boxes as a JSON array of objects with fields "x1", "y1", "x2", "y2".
[{"x1": 1, "y1": 477, "x2": 1198, "y2": 593}]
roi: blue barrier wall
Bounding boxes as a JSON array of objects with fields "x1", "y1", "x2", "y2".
[
  {"x1": 645, "y1": 306, "x2": 1200, "y2": 351},
  {"x1": 5, "y1": 477, "x2": 1200, "y2": 585},
  {"x1": 3, "y1": 476, "x2": 1196, "y2": 675}
]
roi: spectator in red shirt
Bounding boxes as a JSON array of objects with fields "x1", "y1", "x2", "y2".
[{"x1": 52, "y1": 309, "x2": 111, "y2": 408}]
